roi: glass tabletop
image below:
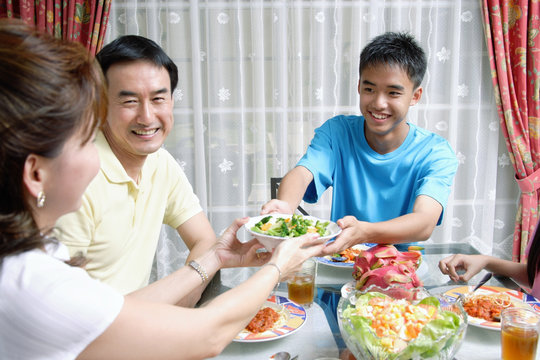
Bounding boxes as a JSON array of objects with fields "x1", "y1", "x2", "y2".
[{"x1": 200, "y1": 242, "x2": 525, "y2": 358}]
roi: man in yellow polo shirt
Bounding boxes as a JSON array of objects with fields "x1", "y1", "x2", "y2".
[{"x1": 55, "y1": 36, "x2": 217, "y2": 304}]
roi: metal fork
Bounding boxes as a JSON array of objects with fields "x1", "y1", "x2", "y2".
[{"x1": 458, "y1": 272, "x2": 493, "y2": 303}]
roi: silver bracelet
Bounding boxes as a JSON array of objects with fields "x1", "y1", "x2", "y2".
[
  {"x1": 188, "y1": 260, "x2": 208, "y2": 284},
  {"x1": 264, "y1": 263, "x2": 282, "y2": 282}
]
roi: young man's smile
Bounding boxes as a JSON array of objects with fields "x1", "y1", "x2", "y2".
[{"x1": 359, "y1": 63, "x2": 422, "y2": 151}]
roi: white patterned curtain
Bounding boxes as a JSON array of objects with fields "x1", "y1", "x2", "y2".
[{"x1": 105, "y1": 0, "x2": 519, "y2": 281}]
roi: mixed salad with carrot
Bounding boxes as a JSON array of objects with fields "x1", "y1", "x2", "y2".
[
  {"x1": 342, "y1": 292, "x2": 464, "y2": 359},
  {"x1": 251, "y1": 214, "x2": 330, "y2": 237}
]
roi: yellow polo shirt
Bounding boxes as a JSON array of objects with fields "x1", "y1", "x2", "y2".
[{"x1": 55, "y1": 131, "x2": 202, "y2": 294}]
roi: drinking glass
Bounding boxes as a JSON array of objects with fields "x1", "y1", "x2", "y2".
[
  {"x1": 501, "y1": 307, "x2": 540, "y2": 360},
  {"x1": 287, "y1": 258, "x2": 317, "y2": 308}
]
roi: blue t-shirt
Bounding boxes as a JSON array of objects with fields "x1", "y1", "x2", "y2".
[{"x1": 297, "y1": 115, "x2": 458, "y2": 226}]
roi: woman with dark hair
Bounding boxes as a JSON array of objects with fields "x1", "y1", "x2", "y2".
[
  {"x1": 439, "y1": 228, "x2": 540, "y2": 298},
  {"x1": 0, "y1": 20, "x2": 325, "y2": 359}
]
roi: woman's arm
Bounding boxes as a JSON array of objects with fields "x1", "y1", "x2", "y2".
[
  {"x1": 78, "y1": 230, "x2": 325, "y2": 360},
  {"x1": 126, "y1": 218, "x2": 270, "y2": 305}
]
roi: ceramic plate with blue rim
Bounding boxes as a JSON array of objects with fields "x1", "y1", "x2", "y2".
[
  {"x1": 315, "y1": 244, "x2": 372, "y2": 268},
  {"x1": 233, "y1": 295, "x2": 307, "y2": 342}
]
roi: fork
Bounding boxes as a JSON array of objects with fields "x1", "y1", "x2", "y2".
[{"x1": 458, "y1": 272, "x2": 493, "y2": 303}]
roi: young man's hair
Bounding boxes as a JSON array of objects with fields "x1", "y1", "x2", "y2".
[
  {"x1": 359, "y1": 31, "x2": 427, "y2": 89},
  {"x1": 96, "y1": 35, "x2": 178, "y2": 92}
]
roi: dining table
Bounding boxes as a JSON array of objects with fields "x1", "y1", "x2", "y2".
[{"x1": 201, "y1": 242, "x2": 540, "y2": 360}]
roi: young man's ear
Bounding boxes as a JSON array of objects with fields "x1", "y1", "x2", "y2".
[
  {"x1": 410, "y1": 86, "x2": 423, "y2": 106},
  {"x1": 22, "y1": 154, "x2": 46, "y2": 199}
]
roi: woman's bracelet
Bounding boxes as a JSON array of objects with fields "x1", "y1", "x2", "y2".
[
  {"x1": 188, "y1": 260, "x2": 209, "y2": 284},
  {"x1": 263, "y1": 262, "x2": 282, "y2": 282}
]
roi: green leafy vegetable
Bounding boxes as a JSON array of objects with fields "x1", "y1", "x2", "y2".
[
  {"x1": 250, "y1": 214, "x2": 330, "y2": 238},
  {"x1": 342, "y1": 292, "x2": 465, "y2": 360}
]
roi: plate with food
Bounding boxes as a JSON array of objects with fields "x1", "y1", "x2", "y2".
[
  {"x1": 315, "y1": 244, "x2": 372, "y2": 268},
  {"x1": 234, "y1": 295, "x2": 307, "y2": 342},
  {"x1": 244, "y1": 213, "x2": 341, "y2": 251},
  {"x1": 442, "y1": 286, "x2": 539, "y2": 330}
]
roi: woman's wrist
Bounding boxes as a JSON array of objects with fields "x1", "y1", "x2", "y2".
[
  {"x1": 262, "y1": 262, "x2": 282, "y2": 282},
  {"x1": 193, "y1": 248, "x2": 222, "y2": 280}
]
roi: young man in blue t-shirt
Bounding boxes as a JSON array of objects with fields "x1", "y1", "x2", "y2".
[{"x1": 262, "y1": 32, "x2": 458, "y2": 255}]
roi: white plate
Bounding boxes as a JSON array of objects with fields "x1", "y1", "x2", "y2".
[
  {"x1": 244, "y1": 213, "x2": 341, "y2": 251},
  {"x1": 341, "y1": 280, "x2": 356, "y2": 298},
  {"x1": 234, "y1": 295, "x2": 307, "y2": 342},
  {"x1": 442, "y1": 286, "x2": 539, "y2": 331}
]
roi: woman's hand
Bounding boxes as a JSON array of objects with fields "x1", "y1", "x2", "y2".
[
  {"x1": 270, "y1": 232, "x2": 326, "y2": 278},
  {"x1": 214, "y1": 218, "x2": 271, "y2": 269},
  {"x1": 438, "y1": 254, "x2": 490, "y2": 282}
]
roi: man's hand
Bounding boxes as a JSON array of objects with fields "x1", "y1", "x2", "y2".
[
  {"x1": 214, "y1": 218, "x2": 271, "y2": 268},
  {"x1": 322, "y1": 216, "x2": 366, "y2": 255},
  {"x1": 260, "y1": 199, "x2": 294, "y2": 215}
]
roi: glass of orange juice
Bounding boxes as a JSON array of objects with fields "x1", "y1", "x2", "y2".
[
  {"x1": 287, "y1": 258, "x2": 317, "y2": 308},
  {"x1": 501, "y1": 307, "x2": 540, "y2": 360}
]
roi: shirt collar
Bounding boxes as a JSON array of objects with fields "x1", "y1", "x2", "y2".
[{"x1": 95, "y1": 130, "x2": 138, "y2": 186}]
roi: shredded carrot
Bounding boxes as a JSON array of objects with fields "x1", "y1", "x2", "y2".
[
  {"x1": 260, "y1": 222, "x2": 272, "y2": 231},
  {"x1": 334, "y1": 247, "x2": 362, "y2": 262}
]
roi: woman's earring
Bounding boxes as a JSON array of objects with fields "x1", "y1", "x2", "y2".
[{"x1": 36, "y1": 191, "x2": 46, "y2": 208}]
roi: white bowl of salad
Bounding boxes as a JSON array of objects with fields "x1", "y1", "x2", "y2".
[
  {"x1": 337, "y1": 284, "x2": 468, "y2": 360},
  {"x1": 244, "y1": 213, "x2": 341, "y2": 251}
]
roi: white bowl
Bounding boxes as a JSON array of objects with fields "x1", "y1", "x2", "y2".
[{"x1": 244, "y1": 213, "x2": 341, "y2": 250}]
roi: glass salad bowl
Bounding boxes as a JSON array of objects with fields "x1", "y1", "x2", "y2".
[{"x1": 337, "y1": 284, "x2": 468, "y2": 360}]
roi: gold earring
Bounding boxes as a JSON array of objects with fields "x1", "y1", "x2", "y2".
[{"x1": 37, "y1": 191, "x2": 46, "y2": 208}]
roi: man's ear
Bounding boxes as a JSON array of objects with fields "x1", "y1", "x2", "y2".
[
  {"x1": 22, "y1": 154, "x2": 46, "y2": 199},
  {"x1": 410, "y1": 86, "x2": 423, "y2": 106}
]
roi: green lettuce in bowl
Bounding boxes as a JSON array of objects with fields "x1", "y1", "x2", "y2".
[{"x1": 337, "y1": 285, "x2": 467, "y2": 360}]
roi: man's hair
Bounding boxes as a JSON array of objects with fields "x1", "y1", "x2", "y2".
[
  {"x1": 96, "y1": 35, "x2": 178, "y2": 92},
  {"x1": 359, "y1": 32, "x2": 427, "y2": 89}
]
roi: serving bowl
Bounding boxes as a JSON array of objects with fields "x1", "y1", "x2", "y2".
[
  {"x1": 337, "y1": 284, "x2": 468, "y2": 360},
  {"x1": 244, "y1": 213, "x2": 341, "y2": 251}
]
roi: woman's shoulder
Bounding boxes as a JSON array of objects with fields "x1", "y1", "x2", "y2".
[
  {"x1": 0, "y1": 247, "x2": 124, "y2": 358},
  {"x1": 1, "y1": 246, "x2": 95, "y2": 300},
  {"x1": 1, "y1": 244, "x2": 122, "y2": 312}
]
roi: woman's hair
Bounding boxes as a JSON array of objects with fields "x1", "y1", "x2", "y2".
[
  {"x1": 0, "y1": 19, "x2": 107, "y2": 261},
  {"x1": 527, "y1": 224, "x2": 540, "y2": 287}
]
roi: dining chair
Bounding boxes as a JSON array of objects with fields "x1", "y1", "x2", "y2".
[{"x1": 270, "y1": 177, "x2": 309, "y2": 215}]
